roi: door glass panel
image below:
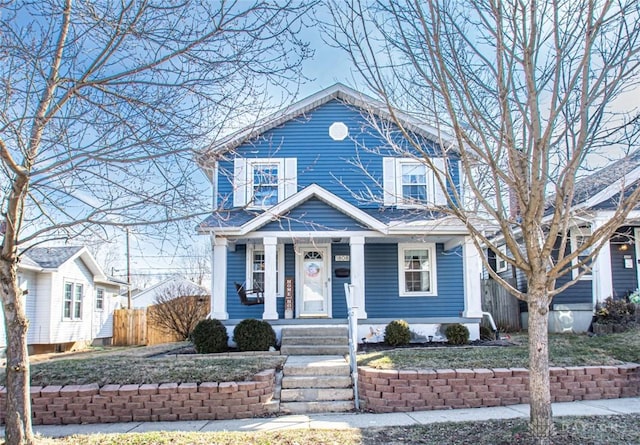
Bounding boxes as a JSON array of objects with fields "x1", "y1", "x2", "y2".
[{"x1": 302, "y1": 250, "x2": 325, "y2": 313}]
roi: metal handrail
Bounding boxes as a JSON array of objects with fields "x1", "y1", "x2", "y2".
[{"x1": 344, "y1": 283, "x2": 359, "y2": 410}]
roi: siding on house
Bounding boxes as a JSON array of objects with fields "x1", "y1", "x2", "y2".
[
  {"x1": 257, "y1": 198, "x2": 369, "y2": 232},
  {"x1": 216, "y1": 100, "x2": 459, "y2": 210},
  {"x1": 364, "y1": 243, "x2": 464, "y2": 319},
  {"x1": 31, "y1": 272, "x2": 54, "y2": 344},
  {"x1": 49, "y1": 257, "x2": 95, "y2": 344}
]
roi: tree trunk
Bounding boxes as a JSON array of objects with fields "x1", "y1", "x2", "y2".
[
  {"x1": 527, "y1": 294, "x2": 553, "y2": 445},
  {"x1": 0, "y1": 259, "x2": 34, "y2": 445}
]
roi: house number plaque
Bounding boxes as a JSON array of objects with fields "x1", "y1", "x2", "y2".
[
  {"x1": 335, "y1": 255, "x2": 350, "y2": 262},
  {"x1": 284, "y1": 277, "x2": 294, "y2": 319}
]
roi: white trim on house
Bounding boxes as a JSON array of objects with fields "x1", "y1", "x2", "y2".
[
  {"x1": 245, "y1": 243, "x2": 285, "y2": 298},
  {"x1": 397, "y1": 243, "x2": 438, "y2": 297},
  {"x1": 383, "y1": 157, "x2": 447, "y2": 208},
  {"x1": 200, "y1": 84, "x2": 455, "y2": 161},
  {"x1": 570, "y1": 226, "x2": 593, "y2": 280},
  {"x1": 573, "y1": 165, "x2": 640, "y2": 211}
]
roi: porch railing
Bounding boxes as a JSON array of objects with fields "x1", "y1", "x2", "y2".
[{"x1": 344, "y1": 283, "x2": 360, "y2": 410}]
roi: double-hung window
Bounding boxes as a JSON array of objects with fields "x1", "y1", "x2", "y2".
[
  {"x1": 96, "y1": 288, "x2": 105, "y2": 310},
  {"x1": 64, "y1": 282, "x2": 84, "y2": 320},
  {"x1": 233, "y1": 157, "x2": 297, "y2": 208},
  {"x1": 383, "y1": 157, "x2": 447, "y2": 207},
  {"x1": 400, "y1": 163, "x2": 428, "y2": 203},
  {"x1": 252, "y1": 163, "x2": 280, "y2": 207},
  {"x1": 398, "y1": 244, "x2": 437, "y2": 296},
  {"x1": 246, "y1": 244, "x2": 285, "y2": 296}
]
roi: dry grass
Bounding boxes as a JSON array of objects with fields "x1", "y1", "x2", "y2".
[
  {"x1": 358, "y1": 327, "x2": 640, "y2": 370},
  {"x1": 31, "y1": 415, "x2": 640, "y2": 444}
]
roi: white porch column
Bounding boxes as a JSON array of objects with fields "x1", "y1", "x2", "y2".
[
  {"x1": 462, "y1": 236, "x2": 483, "y2": 318},
  {"x1": 592, "y1": 217, "x2": 613, "y2": 305},
  {"x1": 211, "y1": 236, "x2": 229, "y2": 320},
  {"x1": 262, "y1": 237, "x2": 279, "y2": 320},
  {"x1": 350, "y1": 236, "x2": 367, "y2": 319}
]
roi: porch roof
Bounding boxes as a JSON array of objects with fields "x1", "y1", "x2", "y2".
[{"x1": 198, "y1": 184, "x2": 470, "y2": 237}]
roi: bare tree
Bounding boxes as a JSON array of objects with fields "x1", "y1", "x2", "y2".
[
  {"x1": 147, "y1": 282, "x2": 209, "y2": 340},
  {"x1": 182, "y1": 245, "x2": 211, "y2": 287},
  {"x1": 0, "y1": 1, "x2": 313, "y2": 443},
  {"x1": 327, "y1": 1, "x2": 640, "y2": 443}
]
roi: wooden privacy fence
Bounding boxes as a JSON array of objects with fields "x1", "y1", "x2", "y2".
[
  {"x1": 481, "y1": 278, "x2": 521, "y2": 331},
  {"x1": 112, "y1": 295, "x2": 210, "y2": 346},
  {"x1": 113, "y1": 309, "x2": 146, "y2": 346}
]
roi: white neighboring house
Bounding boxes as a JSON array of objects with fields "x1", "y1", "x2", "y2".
[
  {"x1": 0, "y1": 246, "x2": 124, "y2": 354},
  {"x1": 130, "y1": 276, "x2": 209, "y2": 309}
]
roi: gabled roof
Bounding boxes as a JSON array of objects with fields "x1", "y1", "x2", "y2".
[
  {"x1": 20, "y1": 246, "x2": 107, "y2": 281},
  {"x1": 199, "y1": 184, "x2": 388, "y2": 236},
  {"x1": 572, "y1": 150, "x2": 640, "y2": 210},
  {"x1": 199, "y1": 83, "x2": 453, "y2": 160},
  {"x1": 131, "y1": 276, "x2": 208, "y2": 308}
]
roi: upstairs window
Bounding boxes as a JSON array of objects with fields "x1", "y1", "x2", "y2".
[
  {"x1": 400, "y1": 163, "x2": 428, "y2": 203},
  {"x1": 233, "y1": 158, "x2": 297, "y2": 208},
  {"x1": 383, "y1": 157, "x2": 447, "y2": 207},
  {"x1": 252, "y1": 163, "x2": 280, "y2": 207}
]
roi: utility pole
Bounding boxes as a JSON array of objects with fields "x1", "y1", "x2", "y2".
[{"x1": 126, "y1": 228, "x2": 131, "y2": 309}]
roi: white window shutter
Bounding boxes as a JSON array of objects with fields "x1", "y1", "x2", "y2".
[
  {"x1": 233, "y1": 158, "x2": 247, "y2": 207},
  {"x1": 430, "y1": 157, "x2": 447, "y2": 206},
  {"x1": 382, "y1": 157, "x2": 397, "y2": 205},
  {"x1": 283, "y1": 158, "x2": 297, "y2": 199}
]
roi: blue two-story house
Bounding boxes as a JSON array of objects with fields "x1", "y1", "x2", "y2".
[{"x1": 197, "y1": 84, "x2": 483, "y2": 342}]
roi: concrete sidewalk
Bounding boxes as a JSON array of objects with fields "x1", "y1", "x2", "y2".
[{"x1": 14, "y1": 397, "x2": 640, "y2": 439}]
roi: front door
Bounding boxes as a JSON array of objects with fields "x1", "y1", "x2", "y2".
[{"x1": 297, "y1": 246, "x2": 331, "y2": 317}]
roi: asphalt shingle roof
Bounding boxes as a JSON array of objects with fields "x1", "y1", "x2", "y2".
[{"x1": 22, "y1": 246, "x2": 84, "y2": 269}]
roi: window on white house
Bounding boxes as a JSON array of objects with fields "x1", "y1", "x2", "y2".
[
  {"x1": 246, "y1": 244, "x2": 285, "y2": 296},
  {"x1": 96, "y1": 288, "x2": 104, "y2": 310},
  {"x1": 398, "y1": 244, "x2": 437, "y2": 296},
  {"x1": 383, "y1": 157, "x2": 447, "y2": 207},
  {"x1": 571, "y1": 227, "x2": 593, "y2": 280},
  {"x1": 233, "y1": 158, "x2": 297, "y2": 208},
  {"x1": 64, "y1": 282, "x2": 84, "y2": 320}
]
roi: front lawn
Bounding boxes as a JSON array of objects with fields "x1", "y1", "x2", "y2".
[
  {"x1": 2, "y1": 355, "x2": 286, "y2": 387},
  {"x1": 32, "y1": 414, "x2": 640, "y2": 445},
  {"x1": 357, "y1": 327, "x2": 640, "y2": 370}
]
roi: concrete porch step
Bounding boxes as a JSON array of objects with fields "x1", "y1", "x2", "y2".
[
  {"x1": 283, "y1": 335, "x2": 348, "y2": 346},
  {"x1": 281, "y1": 375, "x2": 352, "y2": 389},
  {"x1": 279, "y1": 400, "x2": 354, "y2": 414},
  {"x1": 281, "y1": 326, "x2": 348, "y2": 338},
  {"x1": 280, "y1": 387, "x2": 354, "y2": 402},
  {"x1": 280, "y1": 345, "x2": 349, "y2": 355},
  {"x1": 282, "y1": 356, "x2": 350, "y2": 376}
]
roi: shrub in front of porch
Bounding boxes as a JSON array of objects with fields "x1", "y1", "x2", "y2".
[
  {"x1": 384, "y1": 320, "x2": 411, "y2": 346},
  {"x1": 233, "y1": 319, "x2": 277, "y2": 351},
  {"x1": 191, "y1": 318, "x2": 229, "y2": 353}
]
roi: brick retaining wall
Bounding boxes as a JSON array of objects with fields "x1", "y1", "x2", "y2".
[
  {"x1": 0, "y1": 369, "x2": 275, "y2": 425},
  {"x1": 358, "y1": 364, "x2": 640, "y2": 413}
]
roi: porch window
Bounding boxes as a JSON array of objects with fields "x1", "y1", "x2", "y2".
[
  {"x1": 398, "y1": 244, "x2": 437, "y2": 296},
  {"x1": 64, "y1": 282, "x2": 84, "y2": 320},
  {"x1": 571, "y1": 227, "x2": 592, "y2": 280},
  {"x1": 246, "y1": 244, "x2": 285, "y2": 296}
]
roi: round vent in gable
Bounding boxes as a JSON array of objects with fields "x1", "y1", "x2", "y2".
[{"x1": 329, "y1": 122, "x2": 349, "y2": 141}]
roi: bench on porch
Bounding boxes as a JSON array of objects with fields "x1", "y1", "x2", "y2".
[{"x1": 234, "y1": 282, "x2": 264, "y2": 306}]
